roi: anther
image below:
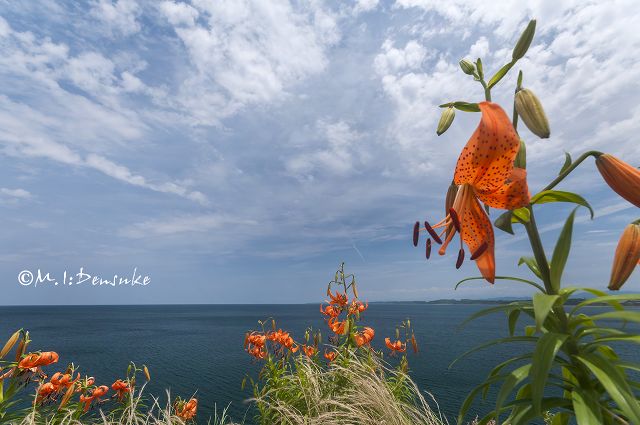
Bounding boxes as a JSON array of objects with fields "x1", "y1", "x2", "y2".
[
  {"x1": 456, "y1": 249, "x2": 465, "y2": 269},
  {"x1": 470, "y1": 242, "x2": 488, "y2": 261},
  {"x1": 424, "y1": 221, "x2": 443, "y2": 244},
  {"x1": 412, "y1": 221, "x2": 420, "y2": 247},
  {"x1": 425, "y1": 239, "x2": 431, "y2": 259},
  {"x1": 449, "y1": 208, "x2": 461, "y2": 232}
]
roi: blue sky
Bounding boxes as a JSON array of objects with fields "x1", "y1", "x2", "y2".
[{"x1": 0, "y1": 0, "x2": 638, "y2": 305}]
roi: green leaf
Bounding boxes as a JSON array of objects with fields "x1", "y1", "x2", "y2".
[
  {"x1": 559, "y1": 152, "x2": 572, "y2": 175},
  {"x1": 449, "y1": 336, "x2": 538, "y2": 369},
  {"x1": 511, "y1": 207, "x2": 530, "y2": 223},
  {"x1": 551, "y1": 412, "x2": 570, "y2": 425},
  {"x1": 533, "y1": 293, "x2": 559, "y2": 330},
  {"x1": 571, "y1": 390, "x2": 603, "y2": 424},
  {"x1": 458, "y1": 301, "x2": 533, "y2": 328},
  {"x1": 589, "y1": 356, "x2": 640, "y2": 410},
  {"x1": 518, "y1": 256, "x2": 543, "y2": 280},
  {"x1": 455, "y1": 275, "x2": 545, "y2": 292},
  {"x1": 591, "y1": 310, "x2": 640, "y2": 323},
  {"x1": 549, "y1": 208, "x2": 577, "y2": 292},
  {"x1": 488, "y1": 62, "x2": 514, "y2": 89},
  {"x1": 576, "y1": 353, "x2": 640, "y2": 424},
  {"x1": 494, "y1": 211, "x2": 514, "y2": 235},
  {"x1": 530, "y1": 190, "x2": 594, "y2": 219},
  {"x1": 529, "y1": 332, "x2": 567, "y2": 414},
  {"x1": 495, "y1": 364, "x2": 531, "y2": 420},
  {"x1": 476, "y1": 58, "x2": 484, "y2": 79},
  {"x1": 525, "y1": 325, "x2": 536, "y2": 336},
  {"x1": 572, "y1": 294, "x2": 637, "y2": 313},
  {"x1": 457, "y1": 376, "x2": 503, "y2": 424},
  {"x1": 438, "y1": 101, "x2": 481, "y2": 112},
  {"x1": 508, "y1": 309, "x2": 521, "y2": 336}
]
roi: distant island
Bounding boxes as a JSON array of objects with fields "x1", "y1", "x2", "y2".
[{"x1": 370, "y1": 298, "x2": 640, "y2": 306}]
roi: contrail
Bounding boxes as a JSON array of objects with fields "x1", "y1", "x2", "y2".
[{"x1": 350, "y1": 238, "x2": 366, "y2": 263}]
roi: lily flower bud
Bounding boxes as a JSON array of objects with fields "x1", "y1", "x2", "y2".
[
  {"x1": 512, "y1": 19, "x2": 536, "y2": 61},
  {"x1": 608, "y1": 222, "x2": 640, "y2": 290},
  {"x1": 514, "y1": 139, "x2": 527, "y2": 169},
  {"x1": 0, "y1": 330, "x2": 21, "y2": 360},
  {"x1": 459, "y1": 59, "x2": 475, "y2": 75},
  {"x1": 515, "y1": 88, "x2": 550, "y2": 138},
  {"x1": 436, "y1": 107, "x2": 455, "y2": 136},
  {"x1": 596, "y1": 154, "x2": 640, "y2": 208}
]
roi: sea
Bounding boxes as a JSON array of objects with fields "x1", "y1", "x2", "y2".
[{"x1": 1, "y1": 304, "x2": 637, "y2": 424}]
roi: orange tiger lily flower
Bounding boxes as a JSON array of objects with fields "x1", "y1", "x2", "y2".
[
  {"x1": 51, "y1": 372, "x2": 76, "y2": 390},
  {"x1": 37, "y1": 382, "x2": 56, "y2": 403},
  {"x1": 247, "y1": 345, "x2": 267, "y2": 359},
  {"x1": 324, "y1": 349, "x2": 337, "y2": 362},
  {"x1": 301, "y1": 345, "x2": 317, "y2": 357},
  {"x1": 385, "y1": 337, "x2": 406, "y2": 353},
  {"x1": 327, "y1": 290, "x2": 348, "y2": 307},
  {"x1": 245, "y1": 332, "x2": 266, "y2": 348},
  {"x1": 79, "y1": 385, "x2": 109, "y2": 412},
  {"x1": 176, "y1": 398, "x2": 198, "y2": 420},
  {"x1": 349, "y1": 300, "x2": 368, "y2": 315},
  {"x1": 320, "y1": 304, "x2": 341, "y2": 318},
  {"x1": 18, "y1": 351, "x2": 59, "y2": 369},
  {"x1": 328, "y1": 317, "x2": 347, "y2": 335},
  {"x1": 417, "y1": 102, "x2": 530, "y2": 283},
  {"x1": 111, "y1": 379, "x2": 131, "y2": 401},
  {"x1": 354, "y1": 327, "x2": 375, "y2": 347}
]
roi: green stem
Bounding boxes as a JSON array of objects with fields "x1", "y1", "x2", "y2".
[
  {"x1": 481, "y1": 81, "x2": 492, "y2": 101},
  {"x1": 523, "y1": 209, "x2": 552, "y2": 293},
  {"x1": 542, "y1": 150, "x2": 602, "y2": 192}
]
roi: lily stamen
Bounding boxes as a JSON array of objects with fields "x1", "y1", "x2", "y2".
[{"x1": 423, "y1": 221, "x2": 443, "y2": 244}]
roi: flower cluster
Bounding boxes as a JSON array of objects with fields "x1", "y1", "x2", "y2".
[
  {"x1": 0, "y1": 330, "x2": 172, "y2": 420},
  {"x1": 244, "y1": 264, "x2": 419, "y2": 366},
  {"x1": 175, "y1": 397, "x2": 198, "y2": 420}
]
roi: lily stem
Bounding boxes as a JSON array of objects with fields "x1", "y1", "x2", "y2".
[{"x1": 542, "y1": 150, "x2": 602, "y2": 192}]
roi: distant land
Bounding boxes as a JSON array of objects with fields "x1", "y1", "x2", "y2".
[{"x1": 370, "y1": 297, "x2": 640, "y2": 306}]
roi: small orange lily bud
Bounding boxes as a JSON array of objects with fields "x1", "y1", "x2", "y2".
[
  {"x1": 608, "y1": 222, "x2": 640, "y2": 290},
  {"x1": 596, "y1": 154, "x2": 640, "y2": 208}
]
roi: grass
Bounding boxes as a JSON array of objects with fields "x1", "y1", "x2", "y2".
[
  {"x1": 251, "y1": 350, "x2": 447, "y2": 425},
  {"x1": 13, "y1": 386, "x2": 238, "y2": 425}
]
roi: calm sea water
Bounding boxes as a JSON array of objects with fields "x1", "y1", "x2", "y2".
[{"x1": 1, "y1": 304, "x2": 637, "y2": 424}]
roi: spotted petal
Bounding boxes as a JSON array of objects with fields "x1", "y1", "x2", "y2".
[
  {"x1": 454, "y1": 102, "x2": 520, "y2": 193},
  {"x1": 476, "y1": 167, "x2": 530, "y2": 210},
  {"x1": 456, "y1": 184, "x2": 496, "y2": 283}
]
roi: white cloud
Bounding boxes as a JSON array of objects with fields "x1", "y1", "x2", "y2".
[
  {"x1": 120, "y1": 214, "x2": 257, "y2": 238},
  {"x1": 160, "y1": 1, "x2": 199, "y2": 27},
  {"x1": 286, "y1": 120, "x2": 366, "y2": 178},
  {"x1": 0, "y1": 19, "x2": 207, "y2": 204},
  {"x1": 90, "y1": 0, "x2": 141, "y2": 37},
  {"x1": 353, "y1": 0, "x2": 379, "y2": 15},
  {"x1": 0, "y1": 188, "x2": 32, "y2": 200},
  {"x1": 159, "y1": 0, "x2": 341, "y2": 124},
  {"x1": 374, "y1": 39, "x2": 430, "y2": 75}
]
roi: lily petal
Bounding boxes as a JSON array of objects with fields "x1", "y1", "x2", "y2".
[
  {"x1": 476, "y1": 167, "x2": 530, "y2": 209},
  {"x1": 454, "y1": 102, "x2": 520, "y2": 193}
]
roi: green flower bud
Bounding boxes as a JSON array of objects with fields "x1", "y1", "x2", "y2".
[
  {"x1": 459, "y1": 59, "x2": 475, "y2": 75},
  {"x1": 512, "y1": 19, "x2": 536, "y2": 61},
  {"x1": 436, "y1": 107, "x2": 455, "y2": 136},
  {"x1": 515, "y1": 88, "x2": 550, "y2": 138},
  {"x1": 514, "y1": 139, "x2": 526, "y2": 169}
]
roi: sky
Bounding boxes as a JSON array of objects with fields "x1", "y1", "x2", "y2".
[{"x1": 0, "y1": 0, "x2": 638, "y2": 305}]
